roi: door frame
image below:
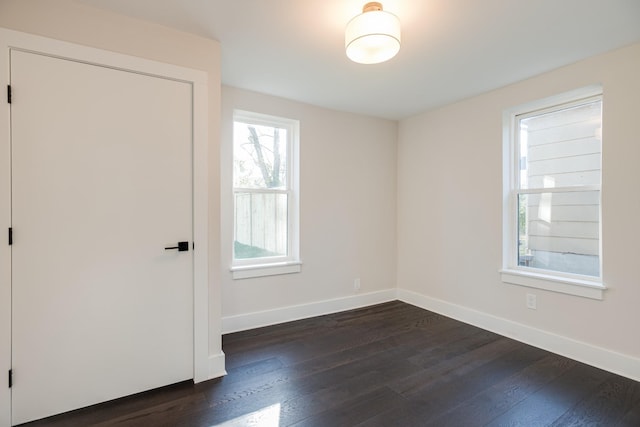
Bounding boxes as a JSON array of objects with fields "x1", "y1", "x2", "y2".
[{"x1": 0, "y1": 28, "x2": 210, "y2": 426}]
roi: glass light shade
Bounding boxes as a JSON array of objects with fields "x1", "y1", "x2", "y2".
[{"x1": 345, "y1": 9, "x2": 401, "y2": 64}]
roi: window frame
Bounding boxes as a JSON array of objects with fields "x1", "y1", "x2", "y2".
[
  {"x1": 501, "y1": 86, "x2": 606, "y2": 300},
  {"x1": 231, "y1": 110, "x2": 301, "y2": 279}
]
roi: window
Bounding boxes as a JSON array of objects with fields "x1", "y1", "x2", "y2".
[
  {"x1": 231, "y1": 110, "x2": 300, "y2": 279},
  {"x1": 501, "y1": 86, "x2": 605, "y2": 299}
]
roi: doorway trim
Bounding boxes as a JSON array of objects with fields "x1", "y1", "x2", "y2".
[{"x1": 0, "y1": 28, "x2": 210, "y2": 426}]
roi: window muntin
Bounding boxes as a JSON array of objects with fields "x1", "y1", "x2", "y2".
[
  {"x1": 511, "y1": 94, "x2": 602, "y2": 281},
  {"x1": 232, "y1": 111, "x2": 299, "y2": 268}
]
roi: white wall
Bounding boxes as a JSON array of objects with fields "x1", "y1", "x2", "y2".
[
  {"x1": 221, "y1": 86, "x2": 397, "y2": 328},
  {"x1": 2, "y1": 0, "x2": 638, "y2": 391},
  {"x1": 0, "y1": 0, "x2": 223, "y2": 373},
  {"x1": 397, "y1": 43, "x2": 640, "y2": 371}
]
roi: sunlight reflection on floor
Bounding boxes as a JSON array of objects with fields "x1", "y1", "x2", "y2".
[{"x1": 213, "y1": 403, "x2": 281, "y2": 427}]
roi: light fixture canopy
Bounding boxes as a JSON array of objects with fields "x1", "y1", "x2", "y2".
[{"x1": 345, "y1": 2, "x2": 401, "y2": 64}]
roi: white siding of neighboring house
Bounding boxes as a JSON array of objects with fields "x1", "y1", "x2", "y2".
[{"x1": 522, "y1": 100, "x2": 601, "y2": 275}]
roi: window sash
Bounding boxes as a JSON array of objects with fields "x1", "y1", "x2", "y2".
[
  {"x1": 511, "y1": 187, "x2": 601, "y2": 280},
  {"x1": 232, "y1": 122, "x2": 291, "y2": 191},
  {"x1": 515, "y1": 95, "x2": 602, "y2": 192},
  {"x1": 232, "y1": 188, "x2": 294, "y2": 265}
]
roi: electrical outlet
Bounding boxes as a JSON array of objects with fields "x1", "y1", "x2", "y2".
[
  {"x1": 526, "y1": 293, "x2": 537, "y2": 310},
  {"x1": 354, "y1": 278, "x2": 361, "y2": 292}
]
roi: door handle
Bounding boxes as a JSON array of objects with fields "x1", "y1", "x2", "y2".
[{"x1": 165, "y1": 241, "x2": 189, "y2": 252}]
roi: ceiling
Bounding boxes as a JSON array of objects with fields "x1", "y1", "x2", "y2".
[{"x1": 79, "y1": 0, "x2": 640, "y2": 120}]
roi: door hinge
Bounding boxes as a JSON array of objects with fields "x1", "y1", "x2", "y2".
[
  {"x1": 8, "y1": 369, "x2": 12, "y2": 388},
  {"x1": 8, "y1": 227, "x2": 12, "y2": 245},
  {"x1": 7, "y1": 85, "x2": 11, "y2": 104}
]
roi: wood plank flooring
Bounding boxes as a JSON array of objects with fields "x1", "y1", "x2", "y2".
[{"x1": 23, "y1": 301, "x2": 640, "y2": 426}]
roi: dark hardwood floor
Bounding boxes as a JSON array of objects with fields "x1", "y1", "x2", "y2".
[{"x1": 24, "y1": 301, "x2": 640, "y2": 426}]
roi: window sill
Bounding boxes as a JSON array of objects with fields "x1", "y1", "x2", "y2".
[
  {"x1": 500, "y1": 269, "x2": 606, "y2": 300},
  {"x1": 231, "y1": 261, "x2": 302, "y2": 280}
]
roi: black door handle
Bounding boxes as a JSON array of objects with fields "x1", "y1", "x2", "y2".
[{"x1": 165, "y1": 241, "x2": 189, "y2": 251}]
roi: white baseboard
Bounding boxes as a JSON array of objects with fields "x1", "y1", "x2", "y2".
[
  {"x1": 204, "y1": 351, "x2": 227, "y2": 381},
  {"x1": 222, "y1": 289, "x2": 397, "y2": 334},
  {"x1": 397, "y1": 288, "x2": 640, "y2": 382}
]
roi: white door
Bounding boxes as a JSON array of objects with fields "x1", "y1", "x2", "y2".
[{"x1": 10, "y1": 50, "x2": 194, "y2": 425}]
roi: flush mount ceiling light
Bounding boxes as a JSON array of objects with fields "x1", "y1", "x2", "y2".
[{"x1": 345, "y1": 2, "x2": 401, "y2": 64}]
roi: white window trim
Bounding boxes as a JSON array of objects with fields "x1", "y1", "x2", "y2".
[
  {"x1": 231, "y1": 110, "x2": 300, "y2": 279},
  {"x1": 501, "y1": 85, "x2": 606, "y2": 300},
  {"x1": 231, "y1": 261, "x2": 302, "y2": 280}
]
